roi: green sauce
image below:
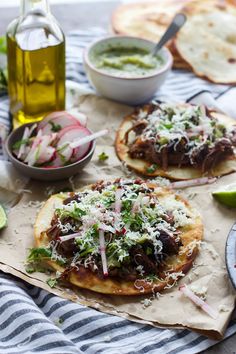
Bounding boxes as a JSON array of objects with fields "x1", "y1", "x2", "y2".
[{"x1": 92, "y1": 47, "x2": 164, "y2": 78}]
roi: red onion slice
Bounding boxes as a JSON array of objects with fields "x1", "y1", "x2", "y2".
[
  {"x1": 114, "y1": 188, "x2": 123, "y2": 214},
  {"x1": 59, "y1": 232, "x2": 81, "y2": 242},
  {"x1": 179, "y1": 284, "x2": 218, "y2": 319},
  {"x1": 171, "y1": 177, "x2": 217, "y2": 189},
  {"x1": 99, "y1": 229, "x2": 108, "y2": 276}
]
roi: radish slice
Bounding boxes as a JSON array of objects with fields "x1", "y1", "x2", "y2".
[
  {"x1": 17, "y1": 126, "x2": 30, "y2": 160},
  {"x1": 171, "y1": 177, "x2": 217, "y2": 189},
  {"x1": 69, "y1": 108, "x2": 88, "y2": 127},
  {"x1": 57, "y1": 125, "x2": 92, "y2": 163},
  {"x1": 179, "y1": 284, "x2": 218, "y2": 319},
  {"x1": 37, "y1": 146, "x2": 56, "y2": 165},
  {"x1": 38, "y1": 111, "x2": 81, "y2": 135},
  {"x1": 70, "y1": 129, "x2": 108, "y2": 149},
  {"x1": 99, "y1": 229, "x2": 108, "y2": 276},
  {"x1": 24, "y1": 129, "x2": 43, "y2": 166}
]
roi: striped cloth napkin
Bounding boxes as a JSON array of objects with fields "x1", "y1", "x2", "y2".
[{"x1": 0, "y1": 29, "x2": 236, "y2": 354}]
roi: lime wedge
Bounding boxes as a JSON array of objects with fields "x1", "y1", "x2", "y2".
[
  {"x1": 0, "y1": 204, "x2": 7, "y2": 229},
  {"x1": 212, "y1": 183, "x2": 236, "y2": 208}
]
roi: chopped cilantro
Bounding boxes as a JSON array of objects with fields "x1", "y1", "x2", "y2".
[
  {"x1": 27, "y1": 247, "x2": 66, "y2": 266},
  {"x1": 146, "y1": 246, "x2": 153, "y2": 255},
  {"x1": 28, "y1": 247, "x2": 52, "y2": 262},
  {"x1": 25, "y1": 264, "x2": 51, "y2": 274},
  {"x1": 98, "y1": 152, "x2": 109, "y2": 162},
  {"x1": 12, "y1": 138, "x2": 30, "y2": 150},
  {"x1": 47, "y1": 278, "x2": 57, "y2": 288},
  {"x1": 56, "y1": 205, "x2": 86, "y2": 221},
  {"x1": 49, "y1": 121, "x2": 62, "y2": 132},
  {"x1": 146, "y1": 164, "x2": 158, "y2": 174}
]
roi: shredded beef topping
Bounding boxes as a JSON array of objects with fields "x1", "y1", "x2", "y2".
[
  {"x1": 125, "y1": 103, "x2": 236, "y2": 172},
  {"x1": 43, "y1": 179, "x2": 195, "y2": 282}
]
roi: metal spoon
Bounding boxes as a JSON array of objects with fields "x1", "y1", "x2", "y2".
[{"x1": 151, "y1": 13, "x2": 187, "y2": 57}]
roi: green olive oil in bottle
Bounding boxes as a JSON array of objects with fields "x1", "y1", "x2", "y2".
[{"x1": 7, "y1": 0, "x2": 65, "y2": 127}]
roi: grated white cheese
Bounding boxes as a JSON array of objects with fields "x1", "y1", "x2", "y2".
[{"x1": 190, "y1": 285, "x2": 208, "y2": 300}]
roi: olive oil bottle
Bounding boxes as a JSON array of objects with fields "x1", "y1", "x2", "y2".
[{"x1": 7, "y1": 0, "x2": 65, "y2": 127}]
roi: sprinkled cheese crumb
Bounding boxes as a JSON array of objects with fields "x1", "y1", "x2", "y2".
[
  {"x1": 141, "y1": 298, "x2": 153, "y2": 308},
  {"x1": 190, "y1": 285, "x2": 208, "y2": 300},
  {"x1": 218, "y1": 304, "x2": 230, "y2": 312}
]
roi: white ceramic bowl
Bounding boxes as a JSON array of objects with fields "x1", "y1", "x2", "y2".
[{"x1": 83, "y1": 36, "x2": 173, "y2": 105}]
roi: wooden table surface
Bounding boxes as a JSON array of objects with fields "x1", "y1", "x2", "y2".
[{"x1": 1, "y1": 2, "x2": 236, "y2": 353}]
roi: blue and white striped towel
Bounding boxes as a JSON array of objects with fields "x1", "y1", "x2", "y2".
[{"x1": 0, "y1": 29, "x2": 236, "y2": 354}]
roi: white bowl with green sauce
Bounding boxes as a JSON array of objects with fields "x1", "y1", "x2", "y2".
[{"x1": 84, "y1": 36, "x2": 173, "y2": 105}]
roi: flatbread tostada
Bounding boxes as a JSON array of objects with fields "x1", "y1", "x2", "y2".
[
  {"x1": 115, "y1": 103, "x2": 236, "y2": 180},
  {"x1": 33, "y1": 179, "x2": 202, "y2": 295}
]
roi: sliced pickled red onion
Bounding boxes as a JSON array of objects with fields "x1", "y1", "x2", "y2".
[
  {"x1": 114, "y1": 188, "x2": 122, "y2": 214},
  {"x1": 70, "y1": 129, "x2": 108, "y2": 149},
  {"x1": 171, "y1": 177, "x2": 216, "y2": 189},
  {"x1": 142, "y1": 196, "x2": 150, "y2": 206},
  {"x1": 179, "y1": 284, "x2": 218, "y2": 319},
  {"x1": 59, "y1": 232, "x2": 81, "y2": 242},
  {"x1": 132, "y1": 193, "x2": 143, "y2": 213},
  {"x1": 99, "y1": 223, "x2": 115, "y2": 234},
  {"x1": 99, "y1": 229, "x2": 108, "y2": 276}
]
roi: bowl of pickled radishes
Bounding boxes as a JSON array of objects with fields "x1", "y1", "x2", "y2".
[{"x1": 5, "y1": 111, "x2": 106, "y2": 181}]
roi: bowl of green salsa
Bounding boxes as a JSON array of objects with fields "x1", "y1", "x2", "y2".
[{"x1": 84, "y1": 36, "x2": 173, "y2": 105}]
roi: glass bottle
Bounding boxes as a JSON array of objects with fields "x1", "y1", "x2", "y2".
[{"x1": 7, "y1": 0, "x2": 65, "y2": 128}]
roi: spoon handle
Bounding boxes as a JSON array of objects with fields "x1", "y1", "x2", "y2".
[{"x1": 152, "y1": 13, "x2": 187, "y2": 56}]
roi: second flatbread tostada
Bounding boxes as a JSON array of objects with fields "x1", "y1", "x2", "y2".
[{"x1": 115, "y1": 102, "x2": 236, "y2": 180}]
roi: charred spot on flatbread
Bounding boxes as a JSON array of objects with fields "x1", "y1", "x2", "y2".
[
  {"x1": 115, "y1": 103, "x2": 236, "y2": 180},
  {"x1": 34, "y1": 179, "x2": 203, "y2": 295}
]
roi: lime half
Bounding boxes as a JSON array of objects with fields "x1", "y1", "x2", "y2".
[
  {"x1": 212, "y1": 183, "x2": 236, "y2": 208},
  {"x1": 0, "y1": 204, "x2": 7, "y2": 229}
]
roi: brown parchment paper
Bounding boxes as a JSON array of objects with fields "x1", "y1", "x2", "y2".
[{"x1": 1, "y1": 94, "x2": 236, "y2": 340}]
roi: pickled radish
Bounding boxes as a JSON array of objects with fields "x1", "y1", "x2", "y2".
[
  {"x1": 69, "y1": 109, "x2": 87, "y2": 127},
  {"x1": 57, "y1": 125, "x2": 92, "y2": 162},
  {"x1": 38, "y1": 111, "x2": 81, "y2": 135},
  {"x1": 12, "y1": 111, "x2": 104, "y2": 168}
]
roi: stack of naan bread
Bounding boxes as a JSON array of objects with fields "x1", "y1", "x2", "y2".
[{"x1": 112, "y1": 0, "x2": 236, "y2": 83}]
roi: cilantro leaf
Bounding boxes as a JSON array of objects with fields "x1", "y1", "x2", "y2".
[
  {"x1": 98, "y1": 152, "x2": 109, "y2": 162},
  {"x1": 12, "y1": 138, "x2": 30, "y2": 150},
  {"x1": 47, "y1": 277, "x2": 57, "y2": 288},
  {"x1": 49, "y1": 121, "x2": 62, "y2": 132},
  {"x1": 146, "y1": 164, "x2": 158, "y2": 174},
  {"x1": 56, "y1": 205, "x2": 86, "y2": 221},
  {"x1": 28, "y1": 247, "x2": 52, "y2": 262}
]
